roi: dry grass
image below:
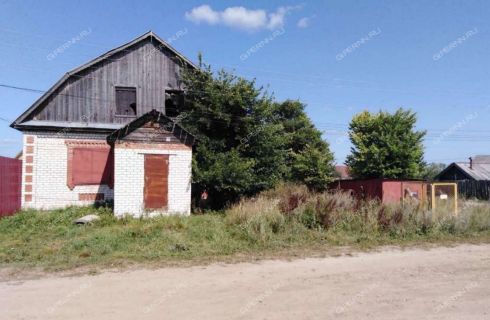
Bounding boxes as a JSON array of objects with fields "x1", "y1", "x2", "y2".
[
  {"x1": 226, "y1": 184, "x2": 490, "y2": 242},
  {"x1": 1, "y1": 185, "x2": 489, "y2": 273}
]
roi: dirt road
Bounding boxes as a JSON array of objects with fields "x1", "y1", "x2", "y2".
[{"x1": 1, "y1": 244, "x2": 489, "y2": 320}]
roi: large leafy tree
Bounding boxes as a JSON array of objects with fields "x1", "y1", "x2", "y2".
[
  {"x1": 345, "y1": 108, "x2": 426, "y2": 179},
  {"x1": 179, "y1": 59, "x2": 334, "y2": 208}
]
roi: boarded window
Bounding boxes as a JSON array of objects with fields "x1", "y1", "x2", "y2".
[
  {"x1": 115, "y1": 87, "x2": 137, "y2": 116},
  {"x1": 67, "y1": 147, "x2": 114, "y2": 189}
]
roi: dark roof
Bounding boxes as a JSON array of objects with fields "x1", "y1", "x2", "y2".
[
  {"x1": 107, "y1": 109, "x2": 195, "y2": 146},
  {"x1": 11, "y1": 31, "x2": 197, "y2": 129},
  {"x1": 436, "y1": 155, "x2": 490, "y2": 181},
  {"x1": 334, "y1": 178, "x2": 427, "y2": 182}
]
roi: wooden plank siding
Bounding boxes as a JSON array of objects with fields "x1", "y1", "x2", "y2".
[
  {"x1": 32, "y1": 39, "x2": 183, "y2": 125},
  {"x1": 457, "y1": 180, "x2": 490, "y2": 200}
]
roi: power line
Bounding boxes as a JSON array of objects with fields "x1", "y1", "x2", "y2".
[{"x1": 1, "y1": 83, "x2": 490, "y2": 142}]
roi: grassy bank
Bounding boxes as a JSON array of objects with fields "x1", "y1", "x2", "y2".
[{"x1": 1, "y1": 185, "x2": 490, "y2": 272}]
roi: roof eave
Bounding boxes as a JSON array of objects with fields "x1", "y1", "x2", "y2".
[{"x1": 12, "y1": 123, "x2": 117, "y2": 134}]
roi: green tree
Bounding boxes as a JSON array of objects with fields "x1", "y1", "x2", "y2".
[
  {"x1": 421, "y1": 162, "x2": 446, "y2": 180},
  {"x1": 291, "y1": 144, "x2": 335, "y2": 191},
  {"x1": 345, "y1": 108, "x2": 426, "y2": 179},
  {"x1": 179, "y1": 59, "x2": 334, "y2": 208},
  {"x1": 271, "y1": 100, "x2": 335, "y2": 188}
]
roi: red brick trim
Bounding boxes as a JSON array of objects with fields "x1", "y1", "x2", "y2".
[
  {"x1": 26, "y1": 136, "x2": 34, "y2": 144},
  {"x1": 25, "y1": 175, "x2": 32, "y2": 183},
  {"x1": 79, "y1": 193, "x2": 105, "y2": 201},
  {"x1": 25, "y1": 165, "x2": 33, "y2": 174},
  {"x1": 25, "y1": 185, "x2": 32, "y2": 192},
  {"x1": 25, "y1": 194, "x2": 32, "y2": 202},
  {"x1": 65, "y1": 140, "x2": 109, "y2": 147},
  {"x1": 25, "y1": 146, "x2": 34, "y2": 154},
  {"x1": 25, "y1": 155, "x2": 33, "y2": 164},
  {"x1": 115, "y1": 142, "x2": 191, "y2": 151}
]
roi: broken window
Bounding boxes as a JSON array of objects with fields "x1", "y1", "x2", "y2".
[
  {"x1": 115, "y1": 87, "x2": 137, "y2": 116},
  {"x1": 165, "y1": 89, "x2": 184, "y2": 118}
]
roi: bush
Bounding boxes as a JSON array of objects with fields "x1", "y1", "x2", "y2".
[
  {"x1": 225, "y1": 196, "x2": 285, "y2": 242},
  {"x1": 276, "y1": 184, "x2": 309, "y2": 215}
]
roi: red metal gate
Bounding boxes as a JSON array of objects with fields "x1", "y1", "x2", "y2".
[{"x1": 0, "y1": 156, "x2": 22, "y2": 217}]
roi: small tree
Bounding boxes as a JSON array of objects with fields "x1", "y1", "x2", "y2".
[
  {"x1": 291, "y1": 144, "x2": 335, "y2": 191},
  {"x1": 272, "y1": 100, "x2": 335, "y2": 189},
  {"x1": 346, "y1": 108, "x2": 426, "y2": 179}
]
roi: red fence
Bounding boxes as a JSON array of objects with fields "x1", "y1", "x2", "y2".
[{"x1": 0, "y1": 156, "x2": 22, "y2": 217}]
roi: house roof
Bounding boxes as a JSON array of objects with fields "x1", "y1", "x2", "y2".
[
  {"x1": 11, "y1": 31, "x2": 198, "y2": 129},
  {"x1": 334, "y1": 165, "x2": 351, "y2": 180},
  {"x1": 436, "y1": 155, "x2": 490, "y2": 181},
  {"x1": 107, "y1": 109, "x2": 195, "y2": 146},
  {"x1": 16, "y1": 120, "x2": 123, "y2": 132}
]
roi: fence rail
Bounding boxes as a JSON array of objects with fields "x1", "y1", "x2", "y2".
[{"x1": 457, "y1": 180, "x2": 490, "y2": 200}]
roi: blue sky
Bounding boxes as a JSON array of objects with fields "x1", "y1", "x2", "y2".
[{"x1": 0, "y1": 0, "x2": 489, "y2": 164}]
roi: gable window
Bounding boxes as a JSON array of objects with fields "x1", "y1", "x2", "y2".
[
  {"x1": 115, "y1": 87, "x2": 137, "y2": 116},
  {"x1": 165, "y1": 89, "x2": 184, "y2": 118}
]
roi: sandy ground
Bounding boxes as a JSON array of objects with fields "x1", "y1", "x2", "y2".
[{"x1": 1, "y1": 244, "x2": 489, "y2": 320}]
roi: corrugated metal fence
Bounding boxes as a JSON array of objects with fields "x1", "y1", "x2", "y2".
[
  {"x1": 0, "y1": 156, "x2": 22, "y2": 217},
  {"x1": 457, "y1": 180, "x2": 490, "y2": 200}
]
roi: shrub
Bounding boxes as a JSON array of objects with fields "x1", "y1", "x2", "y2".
[
  {"x1": 225, "y1": 196, "x2": 285, "y2": 242},
  {"x1": 276, "y1": 184, "x2": 309, "y2": 215}
]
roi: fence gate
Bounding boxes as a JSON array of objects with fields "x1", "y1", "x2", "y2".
[{"x1": 0, "y1": 156, "x2": 22, "y2": 217}]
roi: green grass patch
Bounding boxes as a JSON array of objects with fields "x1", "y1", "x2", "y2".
[{"x1": 1, "y1": 187, "x2": 490, "y2": 272}]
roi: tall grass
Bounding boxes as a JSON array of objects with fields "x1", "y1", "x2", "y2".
[
  {"x1": 225, "y1": 184, "x2": 490, "y2": 242},
  {"x1": 1, "y1": 185, "x2": 489, "y2": 271}
]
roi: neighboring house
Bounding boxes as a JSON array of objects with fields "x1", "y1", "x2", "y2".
[
  {"x1": 334, "y1": 165, "x2": 351, "y2": 180},
  {"x1": 10, "y1": 31, "x2": 196, "y2": 217},
  {"x1": 435, "y1": 156, "x2": 490, "y2": 181}
]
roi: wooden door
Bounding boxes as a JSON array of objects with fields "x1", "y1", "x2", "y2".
[{"x1": 144, "y1": 154, "x2": 169, "y2": 209}]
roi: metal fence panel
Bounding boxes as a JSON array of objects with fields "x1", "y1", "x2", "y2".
[{"x1": 0, "y1": 156, "x2": 22, "y2": 217}]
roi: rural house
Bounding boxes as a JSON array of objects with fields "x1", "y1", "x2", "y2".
[
  {"x1": 10, "y1": 31, "x2": 196, "y2": 217},
  {"x1": 435, "y1": 156, "x2": 490, "y2": 181},
  {"x1": 435, "y1": 155, "x2": 490, "y2": 200}
]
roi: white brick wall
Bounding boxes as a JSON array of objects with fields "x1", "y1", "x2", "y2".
[
  {"x1": 113, "y1": 144, "x2": 192, "y2": 218},
  {"x1": 22, "y1": 132, "x2": 114, "y2": 210}
]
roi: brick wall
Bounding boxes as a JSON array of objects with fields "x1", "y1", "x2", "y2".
[
  {"x1": 22, "y1": 132, "x2": 114, "y2": 210},
  {"x1": 113, "y1": 143, "x2": 192, "y2": 217}
]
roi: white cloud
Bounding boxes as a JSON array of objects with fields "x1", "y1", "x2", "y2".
[
  {"x1": 297, "y1": 17, "x2": 310, "y2": 28},
  {"x1": 185, "y1": 5, "x2": 301, "y2": 31},
  {"x1": 221, "y1": 7, "x2": 267, "y2": 31},
  {"x1": 185, "y1": 5, "x2": 220, "y2": 25}
]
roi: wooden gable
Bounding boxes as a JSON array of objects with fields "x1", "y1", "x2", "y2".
[{"x1": 11, "y1": 31, "x2": 197, "y2": 131}]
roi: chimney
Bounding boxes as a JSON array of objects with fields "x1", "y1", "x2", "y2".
[{"x1": 469, "y1": 157, "x2": 473, "y2": 170}]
